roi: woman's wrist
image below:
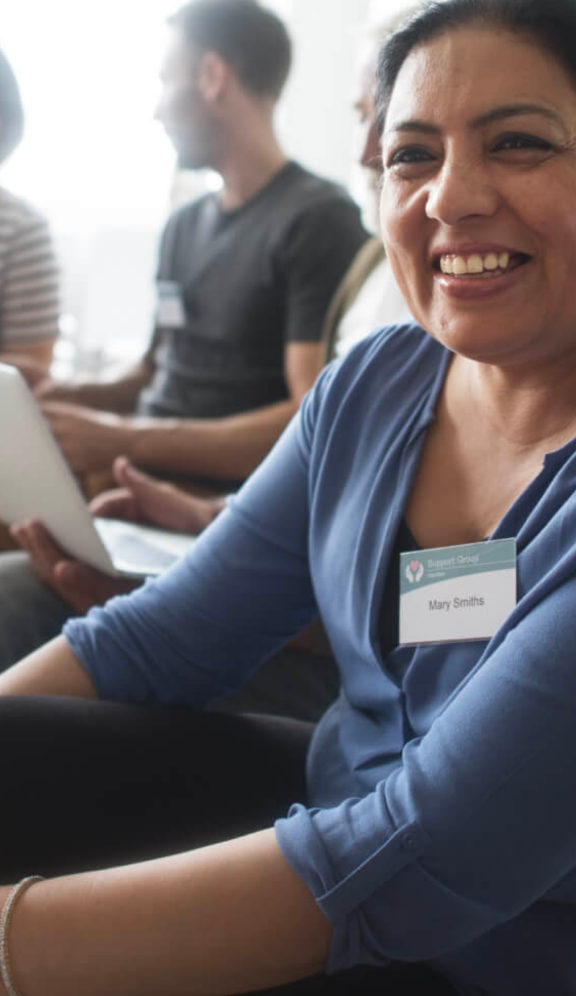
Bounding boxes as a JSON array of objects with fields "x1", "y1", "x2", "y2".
[
  {"x1": 0, "y1": 888, "x2": 7, "y2": 996},
  {"x1": 0, "y1": 878, "x2": 45, "y2": 996}
]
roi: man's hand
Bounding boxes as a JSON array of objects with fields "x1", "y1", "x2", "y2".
[
  {"x1": 34, "y1": 379, "x2": 85, "y2": 403},
  {"x1": 11, "y1": 458, "x2": 225, "y2": 613},
  {"x1": 41, "y1": 402, "x2": 133, "y2": 474},
  {"x1": 1, "y1": 354, "x2": 52, "y2": 390},
  {"x1": 2, "y1": 357, "x2": 83, "y2": 404},
  {"x1": 11, "y1": 520, "x2": 139, "y2": 614},
  {"x1": 91, "y1": 457, "x2": 225, "y2": 534}
]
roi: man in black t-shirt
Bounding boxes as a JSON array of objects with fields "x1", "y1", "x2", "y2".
[{"x1": 18, "y1": 0, "x2": 368, "y2": 491}]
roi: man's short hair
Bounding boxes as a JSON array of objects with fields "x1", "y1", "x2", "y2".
[{"x1": 168, "y1": 0, "x2": 292, "y2": 100}]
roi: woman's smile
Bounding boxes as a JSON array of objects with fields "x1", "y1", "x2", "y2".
[{"x1": 432, "y1": 243, "x2": 533, "y2": 300}]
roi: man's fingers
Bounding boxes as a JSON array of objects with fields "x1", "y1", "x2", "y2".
[
  {"x1": 112, "y1": 455, "x2": 131, "y2": 484},
  {"x1": 12, "y1": 520, "x2": 62, "y2": 559},
  {"x1": 53, "y1": 560, "x2": 139, "y2": 612},
  {"x1": 113, "y1": 457, "x2": 172, "y2": 519},
  {"x1": 11, "y1": 521, "x2": 65, "y2": 583},
  {"x1": 89, "y1": 488, "x2": 135, "y2": 520},
  {"x1": 52, "y1": 560, "x2": 105, "y2": 614},
  {"x1": 114, "y1": 456, "x2": 156, "y2": 493}
]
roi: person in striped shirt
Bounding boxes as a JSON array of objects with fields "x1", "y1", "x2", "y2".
[{"x1": 0, "y1": 45, "x2": 60, "y2": 367}]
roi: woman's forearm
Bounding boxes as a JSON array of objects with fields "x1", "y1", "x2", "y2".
[
  {"x1": 7, "y1": 829, "x2": 332, "y2": 996},
  {"x1": 0, "y1": 637, "x2": 97, "y2": 699}
]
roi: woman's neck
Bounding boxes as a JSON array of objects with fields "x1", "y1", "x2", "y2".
[{"x1": 449, "y1": 351, "x2": 576, "y2": 455}]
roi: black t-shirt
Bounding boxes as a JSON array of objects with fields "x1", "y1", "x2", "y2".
[{"x1": 137, "y1": 161, "x2": 368, "y2": 421}]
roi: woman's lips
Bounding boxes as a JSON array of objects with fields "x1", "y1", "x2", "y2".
[{"x1": 433, "y1": 254, "x2": 533, "y2": 300}]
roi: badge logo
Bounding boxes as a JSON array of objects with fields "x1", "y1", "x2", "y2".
[{"x1": 405, "y1": 560, "x2": 424, "y2": 584}]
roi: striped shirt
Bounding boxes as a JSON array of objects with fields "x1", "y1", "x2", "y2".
[{"x1": 0, "y1": 186, "x2": 60, "y2": 349}]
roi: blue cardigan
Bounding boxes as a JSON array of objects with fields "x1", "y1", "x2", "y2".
[{"x1": 65, "y1": 325, "x2": 576, "y2": 995}]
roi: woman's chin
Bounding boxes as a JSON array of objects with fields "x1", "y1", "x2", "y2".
[{"x1": 420, "y1": 307, "x2": 543, "y2": 364}]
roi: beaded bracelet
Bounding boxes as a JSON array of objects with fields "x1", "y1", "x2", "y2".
[{"x1": 0, "y1": 877, "x2": 44, "y2": 996}]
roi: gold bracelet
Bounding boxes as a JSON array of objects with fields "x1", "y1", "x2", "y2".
[{"x1": 0, "y1": 877, "x2": 44, "y2": 996}]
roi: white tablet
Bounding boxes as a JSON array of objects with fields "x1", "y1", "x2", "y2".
[{"x1": 0, "y1": 363, "x2": 194, "y2": 577}]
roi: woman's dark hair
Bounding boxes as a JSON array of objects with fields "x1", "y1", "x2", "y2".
[
  {"x1": 0, "y1": 47, "x2": 23, "y2": 165},
  {"x1": 168, "y1": 0, "x2": 291, "y2": 100},
  {"x1": 377, "y1": 0, "x2": 576, "y2": 130}
]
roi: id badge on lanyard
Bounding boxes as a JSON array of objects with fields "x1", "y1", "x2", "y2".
[
  {"x1": 399, "y1": 538, "x2": 517, "y2": 645},
  {"x1": 156, "y1": 280, "x2": 186, "y2": 328}
]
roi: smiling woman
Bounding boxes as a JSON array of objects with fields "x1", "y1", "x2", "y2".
[
  {"x1": 379, "y1": 0, "x2": 576, "y2": 371},
  {"x1": 5, "y1": 2, "x2": 576, "y2": 996}
]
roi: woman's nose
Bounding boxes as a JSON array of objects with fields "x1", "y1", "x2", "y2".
[{"x1": 425, "y1": 157, "x2": 499, "y2": 226}]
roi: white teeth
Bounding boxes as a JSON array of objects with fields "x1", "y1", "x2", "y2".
[
  {"x1": 466, "y1": 254, "x2": 484, "y2": 274},
  {"x1": 438, "y1": 251, "x2": 514, "y2": 275}
]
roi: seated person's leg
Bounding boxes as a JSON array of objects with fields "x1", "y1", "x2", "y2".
[
  {"x1": 0, "y1": 551, "x2": 70, "y2": 670},
  {"x1": 0, "y1": 695, "x2": 312, "y2": 882},
  {"x1": 242, "y1": 963, "x2": 459, "y2": 995}
]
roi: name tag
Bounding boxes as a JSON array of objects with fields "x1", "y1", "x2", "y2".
[
  {"x1": 156, "y1": 281, "x2": 186, "y2": 328},
  {"x1": 399, "y1": 538, "x2": 517, "y2": 645}
]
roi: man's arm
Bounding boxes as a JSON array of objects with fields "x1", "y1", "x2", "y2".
[
  {"x1": 35, "y1": 356, "x2": 154, "y2": 413},
  {"x1": 41, "y1": 341, "x2": 325, "y2": 479},
  {"x1": 128, "y1": 339, "x2": 325, "y2": 478}
]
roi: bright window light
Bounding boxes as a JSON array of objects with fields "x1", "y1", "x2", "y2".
[{"x1": 1, "y1": 0, "x2": 178, "y2": 228}]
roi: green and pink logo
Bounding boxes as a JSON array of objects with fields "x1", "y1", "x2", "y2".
[{"x1": 405, "y1": 560, "x2": 424, "y2": 584}]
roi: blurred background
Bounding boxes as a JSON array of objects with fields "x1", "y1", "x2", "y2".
[{"x1": 1, "y1": 0, "x2": 412, "y2": 374}]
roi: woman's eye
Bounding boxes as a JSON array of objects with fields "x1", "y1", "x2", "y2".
[
  {"x1": 387, "y1": 146, "x2": 436, "y2": 167},
  {"x1": 492, "y1": 133, "x2": 554, "y2": 153}
]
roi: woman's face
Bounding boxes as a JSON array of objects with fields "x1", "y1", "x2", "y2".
[{"x1": 380, "y1": 27, "x2": 576, "y2": 367}]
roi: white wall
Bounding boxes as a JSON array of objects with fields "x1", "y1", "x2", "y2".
[
  {"x1": 277, "y1": 0, "x2": 369, "y2": 186},
  {"x1": 276, "y1": 0, "x2": 414, "y2": 187}
]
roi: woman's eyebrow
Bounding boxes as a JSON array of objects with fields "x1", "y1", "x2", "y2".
[
  {"x1": 385, "y1": 119, "x2": 438, "y2": 137},
  {"x1": 470, "y1": 103, "x2": 565, "y2": 129},
  {"x1": 386, "y1": 103, "x2": 565, "y2": 137}
]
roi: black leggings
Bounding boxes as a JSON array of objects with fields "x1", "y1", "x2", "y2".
[{"x1": 0, "y1": 696, "x2": 457, "y2": 994}]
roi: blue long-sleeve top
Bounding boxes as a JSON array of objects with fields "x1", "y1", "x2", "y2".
[{"x1": 65, "y1": 325, "x2": 576, "y2": 995}]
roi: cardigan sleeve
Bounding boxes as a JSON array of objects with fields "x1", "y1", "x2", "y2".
[{"x1": 63, "y1": 362, "x2": 337, "y2": 705}]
